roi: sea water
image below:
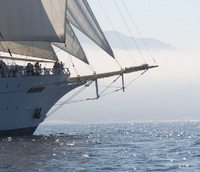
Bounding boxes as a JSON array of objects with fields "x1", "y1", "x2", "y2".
[{"x1": 0, "y1": 121, "x2": 200, "y2": 171}]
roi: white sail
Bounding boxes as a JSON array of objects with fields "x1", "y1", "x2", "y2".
[
  {"x1": 0, "y1": 0, "x2": 66, "y2": 61},
  {"x1": 0, "y1": 41, "x2": 57, "y2": 61},
  {"x1": 0, "y1": 0, "x2": 89, "y2": 63},
  {"x1": 67, "y1": 0, "x2": 115, "y2": 58},
  {"x1": 52, "y1": 21, "x2": 88, "y2": 64},
  {"x1": 0, "y1": 0, "x2": 66, "y2": 42}
]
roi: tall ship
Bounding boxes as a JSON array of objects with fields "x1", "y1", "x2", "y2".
[{"x1": 0, "y1": 0, "x2": 157, "y2": 136}]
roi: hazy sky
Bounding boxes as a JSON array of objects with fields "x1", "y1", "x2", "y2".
[
  {"x1": 88, "y1": 0, "x2": 200, "y2": 50},
  {"x1": 46, "y1": 0, "x2": 200, "y2": 123}
]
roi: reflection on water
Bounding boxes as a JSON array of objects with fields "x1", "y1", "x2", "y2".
[
  {"x1": 0, "y1": 134, "x2": 89, "y2": 171},
  {"x1": 0, "y1": 121, "x2": 200, "y2": 171}
]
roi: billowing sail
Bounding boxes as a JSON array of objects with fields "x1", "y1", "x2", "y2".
[
  {"x1": 0, "y1": 41, "x2": 58, "y2": 61},
  {"x1": 0, "y1": 0, "x2": 88, "y2": 63},
  {"x1": 67, "y1": 0, "x2": 115, "y2": 58},
  {"x1": 0, "y1": 0, "x2": 66, "y2": 61},
  {"x1": 52, "y1": 21, "x2": 88, "y2": 64},
  {"x1": 0, "y1": 0, "x2": 66, "y2": 42},
  {"x1": 0, "y1": 0, "x2": 113, "y2": 63}
]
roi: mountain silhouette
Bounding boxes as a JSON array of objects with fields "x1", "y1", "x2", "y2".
[{"x1": 77, "y1": 30, "x2": 174, "y2": 50}]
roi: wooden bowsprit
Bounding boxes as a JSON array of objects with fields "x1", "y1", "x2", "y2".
[
  {"x1": 70, "y1": 64, "x2": 158, "y2": 82},
  {"x1": 70, "y1": 64, "x2": 158, "y2": 99}
]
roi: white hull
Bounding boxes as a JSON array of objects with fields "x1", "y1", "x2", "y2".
[{"x1": 0, "y1": 74, "x2": 85, "y2": 136}]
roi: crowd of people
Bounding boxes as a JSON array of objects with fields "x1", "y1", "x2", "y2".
[
  {"x1": 0, "y1": 60, "x2": 65, "y2": 77},
  {"x1": 26, "y1": 61, "x2": 64, "y2": 76},
  {"x1": 53, "y1": 61, "x2": 64, "y2": 75},
  {"x1": 26, "y1": 62, "x2": 43, "y2": 76}
]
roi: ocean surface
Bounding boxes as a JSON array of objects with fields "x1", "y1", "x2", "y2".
[{"x1": 1, "y1": 121, "x2": 200, "y2": 171}]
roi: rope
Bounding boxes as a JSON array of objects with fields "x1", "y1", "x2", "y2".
[
  {"x1": 0, "y1": 33, "x2": 16, "y2": 64},
  {"x1": 125, "y1": 69, "x2": 148, "y2": 89},
  {"x1": 48, "y1": 68, "x2": 149, "y2": 116},
  {"x1": 113, "y1": 0, "x2": 146, "y2": 64},
  {"x1": 100, "y1": 69, "x2": 148, "y2": 97},
  {"x1": 99, "y1": 75, "x2": 121, "y2": 97},
  {"x1": 46, "y1": 80, "x2": 94, "y2": 118},
  {"x1": 71, "y1": 57, "x2": 79, "y2": 77},
  {"x1": 66, "y1": 54, "x2": 72, "y2": 68},
  {"x1": 121, "y1": 0, "x2": 157, "y2": 64},
  {"x1": 97, "y1": 0, "x2": 137, "y2": 65},
  {"x1": 115, "y1": 58, "x2": 123, "y2": 70}
]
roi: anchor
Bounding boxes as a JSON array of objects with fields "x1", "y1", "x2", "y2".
[{"x1": 34, "y1": 108, "x2": 42, "y2": 119}]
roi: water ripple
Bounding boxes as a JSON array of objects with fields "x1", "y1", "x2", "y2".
[{"x1": 0, "y1": 121, "x2": 200, "y2": 171}]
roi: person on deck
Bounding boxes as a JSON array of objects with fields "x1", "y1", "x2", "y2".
[
  {"x1": 34, "y1": 62, "x2": 40, "y2": 75},
  {"x1": 53, "y1": 62, "x2": 58, "y2": 75}
]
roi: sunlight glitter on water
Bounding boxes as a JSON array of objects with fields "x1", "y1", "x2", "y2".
[{"x1": 0, "y1": 121, "x2": 200, "y2": 171}]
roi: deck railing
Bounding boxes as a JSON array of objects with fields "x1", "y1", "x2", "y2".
[{"x1": 0, "y1": 67, "x2": 70, "y2": 78}]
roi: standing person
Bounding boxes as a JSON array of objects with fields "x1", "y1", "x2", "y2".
[
  {"x1": 35, "y1": 62, "x2": 40, "y2": 75},
  {"x1": 39, "y1": 64, "x2": 42, "y2": 75},
  {"x1": 59, "y1": 61, "x2": 64, "y2": 74},
  {"x1": 53, "y1": 62, "x2": 58, "y2": 74},
  {"x1": 26, "y1": 63, "x2": 31, "y2": 76},
  {"x1": 30, "y1": 63, "x2": 34, "y2": 76}
]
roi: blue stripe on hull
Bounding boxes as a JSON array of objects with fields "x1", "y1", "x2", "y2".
[{"x1": 0, "y1": 127, "x2": 37, "y2": 137}]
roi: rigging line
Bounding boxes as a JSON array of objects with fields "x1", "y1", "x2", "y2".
[
  {"x1": 0, "y1": 39, "x2": 16, "y2": 65},
  {"x1": 70, "y1": 30, "x2": 96, "y2": 75},
  {"x1": 99, "y1": 75, "x2": 121, "y2": 97},
  {"x1": 70, "y1": 36, "x2": 79, "y2": 77},
  {"x1": 85, "y1": 56, "x2": 97, "y2": 75},
  {"x1": 115, "y1": 57, "x2": 123, "y2": 70},
  {"x1": 46, "y1": 80, "x2": 94, "y2": 117},
  {"x1": 66, "y1": 54, "x2": 71, "y2": 68},
  {"x1": 55, "y1": 96, "x2": 98, "y2": 105},
  {"x1": 71, "y1": 56, "x2": 79, "y2": 77},
  {"x1": 125, "y1": 69, "x2": 148, "y2": 89},
  {"x1": 100, "y1": 88, "x2": 123, "y2": 98},
  {"x1": 121, "y1": 1, "x2": 157, "y2": 64},
  {"x1": 113, "y1": 0, "x2": 146, "y2": 64},
  {"x1": 53, "y1": 70, "x2": 149, "y2": 106},
  {"x1": 56, "y1": 98, "x2": 96, "y2": 105},
  {"x1": 41, "y1": 43, "x2": 71, "y2": 63},
  {"x1": 47, "y1": 80, "x2": 92, "y2": 117},
  {"x1": 71, "y1": 32, "x2": 96, "y2": 76},
  {"x1": 97, "y1": 0, "x2": 137, "y2": 65},
  {"x1": 24, "y1": 41, "x2": 33, "y2": 66},
  {"x1": 22, "y1": 41, "x2": 31, "y2": 66},
  {"x1": 100, "y1": 70, "x2": 148, "y2": 98}
]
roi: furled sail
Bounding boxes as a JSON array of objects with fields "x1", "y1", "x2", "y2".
[{"x1": 67, "y1": 0, "x2": 115, "y2": 58}]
